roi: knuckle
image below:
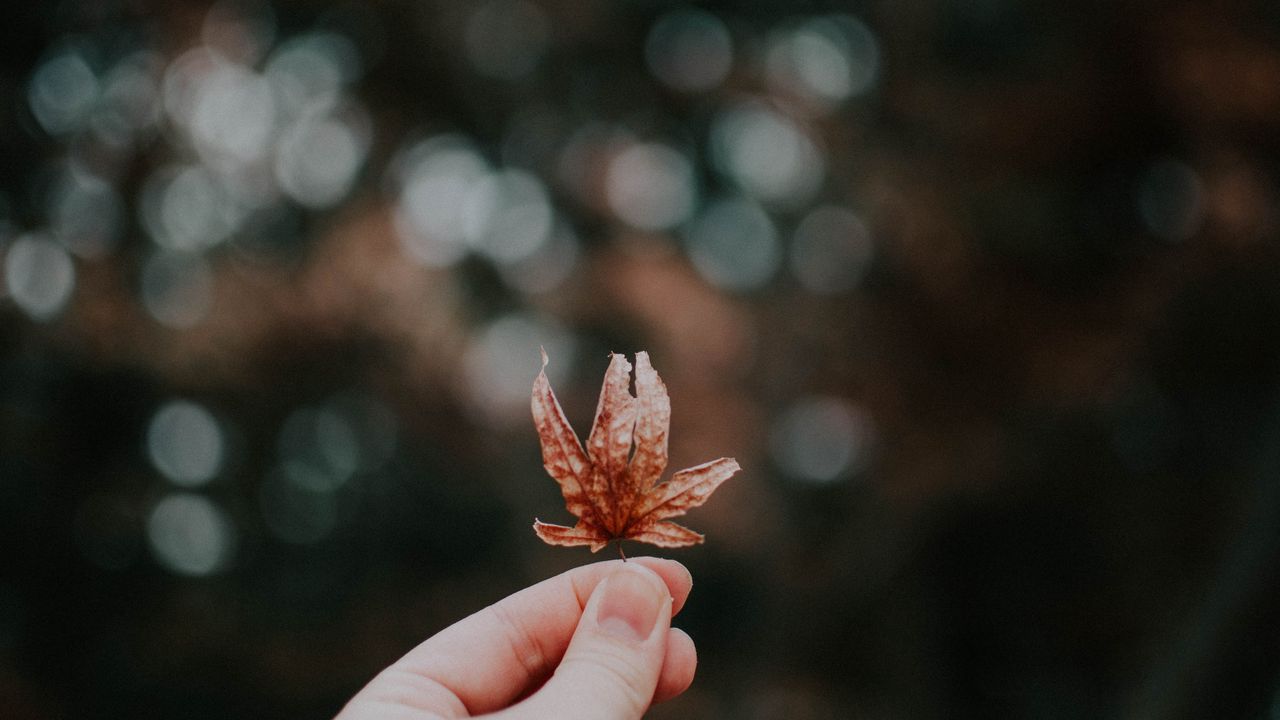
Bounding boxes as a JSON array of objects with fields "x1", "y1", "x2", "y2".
[{"x1": 486, "y1": 602, "x2": 549, "y2": 679}]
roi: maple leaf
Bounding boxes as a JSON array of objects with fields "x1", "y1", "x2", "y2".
[{"x1": 531, "y1": 349, "x2": 740, "y2": 554}]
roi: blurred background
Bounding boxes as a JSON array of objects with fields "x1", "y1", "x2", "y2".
[{"x1": 2, "y1": 0, "x2": 1280, "y2": 718}]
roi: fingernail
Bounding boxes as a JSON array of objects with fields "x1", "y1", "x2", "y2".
[{"x1": 594, "y1": 566, "x2": 667, "y2": 642}]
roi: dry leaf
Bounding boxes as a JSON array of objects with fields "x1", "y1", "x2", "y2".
[{"x1": 531, "y1": 349, "x2": 740, "y2": 553}]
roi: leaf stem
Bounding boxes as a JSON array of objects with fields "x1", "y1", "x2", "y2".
[{"x1": 617, "y1": 540, "x2": 627, "y2": 562}]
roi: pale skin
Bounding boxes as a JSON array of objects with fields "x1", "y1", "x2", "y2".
[{"x1": 336, "y1": 558, "x2": 698, "y2": 720}]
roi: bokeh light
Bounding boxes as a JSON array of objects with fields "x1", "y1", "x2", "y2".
[
  {"x1": 146, "y1": 493, "x2": 236, "y2": 576},
  {"x1": 790, "y1": 205, "x2": 874, "y2": 293},
  {"x1": 765, "y1": 15, "x2": 880, "y2": 111},
  {"x1": 645, "y1": 8, "x2": 734, "y2": 93},
  {"x1": 188, "y1": 58, "x2": 277, "y2": 168},
  {"x1": 8, "y1": 2, "x2": 1280, "y2": 718},
  {"x1": 710, "y1": 102, "x2": 824, "y2": 207},
  {"x1": 684, "y1": 197, "x2": 781, "y2": 291},
  {"x1": 393, "y1": 135, "x2": 490, "y2": 267},
  {"x1": 265, "y1": 32, "x2": 358, "y2": 115},
  {"x1": 276, "y1": 391, "x2": 397, "y2": 496},
  {"x1": 327, "y1": 392, "x2": 399, "y2": 474},
  {"x1": 279, "y1": 408, "x2": 355, "y2": 493},
  {"x1": 769, "y1": 396, "x2": 874, "y2": 483},
  {"x1": 461, "y1": 168, "x2": 555, "y2": 264},
  {"x1": 146, "y1": 401, "x2": 225, "y2": 487},
  {"x1": 140, "y1": 15, "x2": 369, "y2": 256},
  {"x1": 464, "y1": 314, "x2": 575, "y2": 425},
  {"x1": 91, "y1": 51, "x2": 164, "y2": 147},
  {"x1": 274, "y1": 108, "x2": 369, "y2": 209},
  {"x1": 497, "y1": 220, "x2": 581, "y2": 294},
  {"x1": 140, "y1": 164, "x2": 240, "y2": 251},
  {"x1": 28, "y1": 46, "x2": 99, "y2": 136},
  {"x1": 46, "y1": 169, "x2": 123, "y2": 259},
  {"x1": 605, "y1": 142, "x2": 698, "y2": 231},
  {"x1": 3, "y1": 233, "x2": 76, "y2": 321}
]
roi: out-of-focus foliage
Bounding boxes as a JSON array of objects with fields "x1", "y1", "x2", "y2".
[{"x1": 2, "y1": 1, "x2": 1280, "y2": 718}]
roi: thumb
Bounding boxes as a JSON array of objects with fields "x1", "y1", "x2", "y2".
[{"x1": 512, "y1": 562, "x2": 673, "y2": 720}]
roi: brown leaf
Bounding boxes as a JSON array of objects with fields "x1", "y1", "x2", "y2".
[{"x1": 531, "y1": 349, "x2": 740, "y2": 552}]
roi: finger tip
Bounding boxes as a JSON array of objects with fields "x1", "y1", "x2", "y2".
[
  {"x1": 630, "y1": 557, "x2": 693, "y2": 613},
  {"x1": 630, "y1": 556, "x2": 690, "y2": 582},
  {"x1": 653, "y1": 627, "x2": 698, "y2": 703},
  {"x1": 607, "y1": 558, "x2": 669, "y2": 595}
]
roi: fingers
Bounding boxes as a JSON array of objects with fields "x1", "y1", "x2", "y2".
[
  {"x1": 505, "y1": 563, "x2": 675, "y2": 720},
  {"x1": 654, "y1": 627, "x2": 697, "y2": 703},
  {"x1": 336, "y1": 557, "x2": 691, "y2": 719}
]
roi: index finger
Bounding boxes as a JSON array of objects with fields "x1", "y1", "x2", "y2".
[{"x1": 348, "y1": 557, "x2": 691, "y2": 717}]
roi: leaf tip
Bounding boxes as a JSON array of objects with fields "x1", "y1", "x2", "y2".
[{"x1": 539, "y1": 345, "x2": 549, "y2": 369}]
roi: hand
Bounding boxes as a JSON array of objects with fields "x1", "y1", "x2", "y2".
[{"x1": 335, "y1": 557, "x2": 697, "y2": 720}]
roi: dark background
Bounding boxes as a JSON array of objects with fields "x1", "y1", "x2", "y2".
[{"x1": 2, "y1": 1, "x2": 1280, "y2": 718}]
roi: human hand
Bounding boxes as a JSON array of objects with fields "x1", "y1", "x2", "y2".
[{"x1": 335, "y1": 558, "x2": 697, "y2": 720}]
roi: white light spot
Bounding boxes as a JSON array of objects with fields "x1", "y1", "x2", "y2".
[
  {"x1": 266, "y1": 32, "x2": 359, "y2": 118},
  {"x1": 464, "y1": 314, "x2": 574, "y2": 425},
  {"x1": 606, "y1": 142, "x2": 698, "y2": 231},
  {"x1": 29, "y1": 49, "x2": 99, "y2": 135},
  {"x1": 393, "y1": 136, "x2": 490, "y2": 266},
  {"x1": 769, "y1": 397, "x2": 873, "y2": 483},
  {"x1": 146, "y1": 493, "x2": 235, "y2": 576},
  {"x1": 47, "y1": 171, "x2": 122, "y2": 258},
  {"x1": 141, "y1": 165, "x2": 239, "y2": 251},
  {"x1": 4, "y1": 234, "x2": 76, "y2": 321},
  {"x1": 790, "y1": 205, "x2": 874, "y2": 293},
  {"x1": 147, "y1": 401, "x2": 224, "y2": 487},
  {"x1": 711, "y1": 103, "x2": 824, "y2": 207},
  {"x1": 498, "y1": 220, "x2": 581, "y2": 294},
  {"x1": 464, "y1": 0, "x2": 550, "y2": 81},
  {"x1": 91, "y1": 52, "x2": 163, "y2": 146},
  {"x1": 1138, "y1": 158, "x2": 1204, "y2": 242},
  {"x1": 684, "y1": 197, "x2": 780, "y2": 291},
  {"x1": 162, "y1": 47, "x2": 219, "y2": 130},
  {"x1": 275, "y1": 112, "x2": 368, "y2": 208},
  {"x1": 766, "y1": 16, "x2": 880, "y2": 110},
  {"x1": 461, "y1": 169, "x2": 554, "y2": 264},
  {"x1": 645, "y1": 9, "x2": 734, "y2": 93},
  {"x1": 141, "y1": 251, "x2": 215, "y2": 329},
  {"x1": 190, "y1": 61, "x2": 276, "y2": 167}
]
